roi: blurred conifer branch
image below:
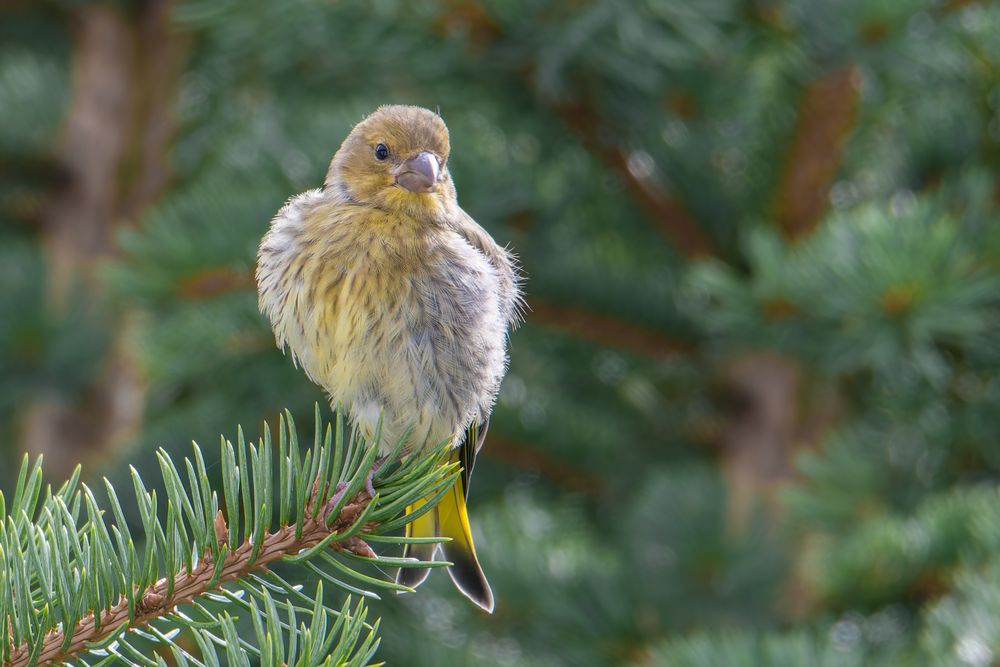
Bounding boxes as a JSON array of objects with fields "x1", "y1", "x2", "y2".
[
  {"x1": 1, "y1": 407, "x2": 457, "y2": 667},
  {"x1": 530, "y1": 297, "x2": 692, "y2": 360},
  {"x1": 548, "y1": 97, "x2": 718, "y2": 258},
  {"x1": 774, "y1": 66, "x2": 860, "y2": 241},
  {"x1": 445, "y1": 0, "x2": 720, "y2": 258}
]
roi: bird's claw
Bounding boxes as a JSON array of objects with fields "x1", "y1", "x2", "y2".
[{"x1": 365, "y1": 455, "x2": 388, "y2": 498}]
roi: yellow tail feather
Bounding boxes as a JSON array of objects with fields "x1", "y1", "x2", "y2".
[
  {"x1": 395, "y1": 452, "x2": 494, "y2": 612},
  {"x1": 397, "y1": 494, "x2": 436, "y2": 590},
  {"x1": 436, "y1": 478, "x2": 477, "y2": 561},
  {"x1": 403, "y1": 493, "x2": 436, "y2": 543}
]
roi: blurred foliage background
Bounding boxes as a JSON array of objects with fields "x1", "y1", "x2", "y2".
[{"x1": 1, "y1": 0, "x2": 999, "y2": 665}]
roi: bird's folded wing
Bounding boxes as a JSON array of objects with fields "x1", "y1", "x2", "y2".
[{"x1": 447, "y1": 209, "x2": 525, "y2": 328}]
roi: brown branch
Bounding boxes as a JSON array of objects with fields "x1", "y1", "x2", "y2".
[
  {"x1": 773, "y1": 67, "x2": 860, "y2": 241},
  {"x1": 717, "y1": 353, "x2": 800, "y2": 534},
  {"x1": 21, "y1": 4, "x2": 140, "y2": 480},
  {"x1": 433, "y1": 0, "x2": 502, "y2": 47},
  {"x1": 529, "y1": 297, "x2": 692, "y2": 359},
  {"x1": 942, "y1": 0, "x2": 990, "y2": 11},
  {"x1": 716, "y1": 353, "x2": 845, "y2": 536},
  {"x1": 177, "y1": 265, "x2": 256, "y2": 299},
  {"x1": 486, "y1": 434, "x2": 603, "y2": 496},
  {"x1": 7, "y1": 491, "x2": 377, "y2": 667},
  {"x1": 550, "y1": 98, "x2": 717, "y2": 258}
]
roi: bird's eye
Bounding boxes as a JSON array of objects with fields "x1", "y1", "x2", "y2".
[{"x1": 374, "y1": 143, "x2": 389, "y2": 161}]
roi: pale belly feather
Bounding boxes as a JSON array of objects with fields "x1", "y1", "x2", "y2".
[{"x1": 311, "y1": 232, "x2": 507, "y2": 453}]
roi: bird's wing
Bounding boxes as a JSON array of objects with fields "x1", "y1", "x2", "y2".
[
  {"x1": 460, "y1": 417, "x2": 489, "y2": 499},
  {"x1": 447, "y1": 208, "x2": 525, "y2": 328}
]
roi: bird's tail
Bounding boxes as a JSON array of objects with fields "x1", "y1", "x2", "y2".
[{"x1": 396, "y1": 452, "x2": 494, "y2": 613}]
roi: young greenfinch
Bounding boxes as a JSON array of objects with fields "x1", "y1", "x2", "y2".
[{"x1": 256, "y1": 105, "x2": 522, "y2": 612}]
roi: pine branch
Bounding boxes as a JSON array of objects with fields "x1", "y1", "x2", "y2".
[
  {"x1": 0, "y1": 407, "x2": 458, "y2": 667},
  {"x1": 7, "y1": 490, "x2": 374, "y2": 667}
]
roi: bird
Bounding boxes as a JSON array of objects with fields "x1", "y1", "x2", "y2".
[{"x1": 255, "y1": 105, "x2": 522, "y2": 612}]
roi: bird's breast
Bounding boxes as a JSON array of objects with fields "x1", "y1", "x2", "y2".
[{"x1": 317, "y1": 229, "x2": 507, "y2": 449}]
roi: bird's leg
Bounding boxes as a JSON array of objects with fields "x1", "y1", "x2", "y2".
[
  {"x1": 365, "y1": 455, "x2": 389, "y2": 498},
  {"x1": 320, "y1": 455, "x2": 388, "y2": 522}
]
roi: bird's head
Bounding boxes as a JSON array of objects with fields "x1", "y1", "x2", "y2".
[{"x1": 326, "y1": 105, "x2": 454, "y2": 216}]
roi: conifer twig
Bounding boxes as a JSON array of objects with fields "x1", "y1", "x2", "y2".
[
  {"x1": 7, "y1": 490, "x2": 376, "y2": 667},
  {"x1": 1, "y1": 410, "x2": 456, "y2": 667}
]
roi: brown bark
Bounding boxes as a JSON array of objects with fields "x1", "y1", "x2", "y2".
[
  {"x1": 717, "y1": 353, "x2": 843, "y2": 534},
  {"x1": 718, "y1": 68, "x2": 858, "y2": 532},
  {"x1": 118, "y1": 0, "x2": 185, "y2": 221},
  {"x1": 6, "y1": 491, "x2": 377, "y2": 667},
  {"x1": 717, "y1": 354, "x2": 800, "y2": 533}
]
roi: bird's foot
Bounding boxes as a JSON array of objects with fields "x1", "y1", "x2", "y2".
[
  {"x1": 321, "y1": 456, "x2": 387, "y2": 523},
  {"x1": 365, "y1": 455, "x2": 389, "y2": 498}
]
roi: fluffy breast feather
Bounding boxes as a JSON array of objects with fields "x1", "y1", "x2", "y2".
[{"x1": 256, "y1": 189, "x2": 513, "y2": 450}]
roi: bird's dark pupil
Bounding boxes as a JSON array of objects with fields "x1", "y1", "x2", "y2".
[{"x1": 375, "y1": 144, "x2": 389, "y2": 160}]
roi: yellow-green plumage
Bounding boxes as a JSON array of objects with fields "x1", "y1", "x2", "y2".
[{"x1": 255, "y1": 105, "x2": 521, "y2": 612}]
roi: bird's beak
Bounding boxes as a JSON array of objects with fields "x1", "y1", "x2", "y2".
[{"x1": 394, "y1": 152, "x2": 440, "y2": 193}]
